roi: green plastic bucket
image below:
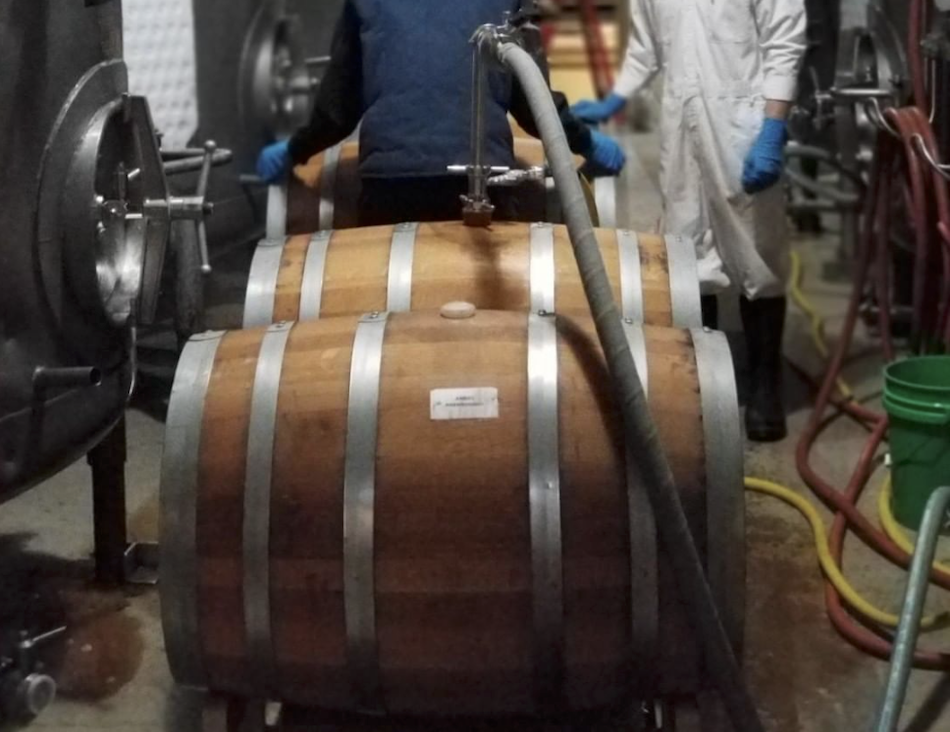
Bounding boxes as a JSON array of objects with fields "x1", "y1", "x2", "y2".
[{"x1": 883, "y1": 356, "x2": 950, "y2": 529}]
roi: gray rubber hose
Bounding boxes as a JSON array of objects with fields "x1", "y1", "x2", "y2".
[{"x1": 494, "y1": 40, "x2": 765, "y2": 732}]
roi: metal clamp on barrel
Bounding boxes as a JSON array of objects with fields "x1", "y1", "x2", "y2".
[
  {"x1": 343, "y1": 312, "x2": 390, "y2": 713},
  {"x1": 244, "y1": 322, "x2": 294, "y2": 695},
  {"x1": 527, "y1": 222, "x2": 564, "y2": 708}
]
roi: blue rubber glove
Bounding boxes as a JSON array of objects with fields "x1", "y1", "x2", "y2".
[
  {"x1": 571, "y1": 93, "x2": 626, "y2": 124},
  {"x1": 256, "y1": 140, "x2": 292, "y2": 184},
  {"x1": 582, "y1": 130, "x2": 627, "y2": 177},
  {"x1": 742, "y1": 118, "x2": 789, "y2": 195}
]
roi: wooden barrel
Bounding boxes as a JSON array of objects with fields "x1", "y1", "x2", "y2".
[
  {"x1": 160, "y1": 310, "x2": 744, "y2": 716},
  {"x1": 243, "y1": 222, "x2": 702, "y2": 329},
  {"x1": 267, "y1": 140, "x2": 362, "y2": 237},
  {"x1": 265, "y1": 138, "x2": 578, "y2": 239}
]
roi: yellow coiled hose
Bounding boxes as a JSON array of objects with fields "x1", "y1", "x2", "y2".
[{"x1": 745, "y1": 477, "x2": 949, "y2": 630}]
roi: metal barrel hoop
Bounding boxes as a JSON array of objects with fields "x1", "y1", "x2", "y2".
[
  {"x1": 266, "y1": 184, "x2": 288, "y2": 241},
  {"x1": 528, "y1": 222, "x2": 564, "y2": 708},
  {"x1": 343, "y1": 312, "x2": 390, "y2": 712},
  {"x1": 318, "y1": 142, "x2": 343, "y2": 231},
  {"x1": 620, "y1": 321, "x2": 658, "y2": 686},
  {"x1": 691, "y1": 327, "x2": 745, "y2": 655},
  {"x1": 665, "y1": 235, "x2": 703, "y2": 328},
  {"x1": 299, "y1": 230, "x2": 333, "y2": 320},
  {"x1": 160, "y1": 330, "x2": 226, "y2": 687},
  {"x1": 243, "y1": 322, "x2": 294, "y2": 694},
  {"x1": 244, "y1": 239, "x2": 287, "y2": 328},
  {"x1": 617, "y1": 229, "x2": 645, "y2": 323},
  {"x1": 386, "y1": 223, "x2": 419, "y2": 312}
]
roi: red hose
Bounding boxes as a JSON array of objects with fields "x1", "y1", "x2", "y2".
[
  {"x1": 797, "y1": 125, "x2": 950, "y2": 666},
  {"x1": 796, "y1": 131, "x2": 950, "y2": 589},
  {"x1": 795, "y1": 0, "x2": 950, "y2": 667},
  {"x1": 541, "y1": 0, "x2": 615, "y2": 99},
  {"x1": 577, "y1": 0, "x2": 614, "y2": 97},
  {"x1": 906, "y1": 0, "x2": 945, "y2": 332},
  {"x1": 824, "y1": 421, "x2": 950, "y2": 670},
  {"x1": 904, "y1": 108, "x2": 950, "y2": 346},
  {"x1": 540, "y1": 22, "x2": 557, "y2": 52},
  {"x1": 889, "y1": 107, "x2": 950, "y2": 349},
  {"x1": 909, "y1": 0, "x2": 930, "y2": 114},
  {"x1": 873, "y1": 148, "x2": 896, "y2": 362},
  {"x1": 887, "y1": 107, "x2": 938, "y2": 347},
  {"x1": 786, "y1": 359, "x2": 878, "y2": 430}
]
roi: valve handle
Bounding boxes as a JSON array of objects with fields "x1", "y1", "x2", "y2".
[
  {"x1": 446, "y1": 164, "x2": 511, "y2": 176},
  {"x1": 163, "y1": 140, "x2": 224, "y2": 276},
  {"x1": 195, "y1": 141, "x2": 216, "y2": 200},
  {"x1": 194, "y1": 141, "x2": 216, "y2": 275},
  {"x1": 18, "y1": 626, "x2": 67, "y2": 653}
]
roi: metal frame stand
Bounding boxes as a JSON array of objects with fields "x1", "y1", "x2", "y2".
[
  {"x1": 88, "y1": 417, "x2": 127, "y2": 584},
  {"x1": 86, "y1": 417, "x2": 158, "y2": 585},
  {"x1": 204, "y1": 696, "x2": 725, "y2": 732}
]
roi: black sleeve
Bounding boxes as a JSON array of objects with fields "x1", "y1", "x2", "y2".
[
  {"x1": 508, "y1": 21, "x2": 593, "y2": 155},
  {"x1": 288, "y1": 1, "x2": 363, "y2": 164},
  {"x1": 511, "y1": 85, "x2": 593, "y2": 157}
]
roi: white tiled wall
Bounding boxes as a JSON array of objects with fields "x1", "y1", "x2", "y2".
[{"x1": 123, "y1": 0, "x2": 198, "y2": 149}]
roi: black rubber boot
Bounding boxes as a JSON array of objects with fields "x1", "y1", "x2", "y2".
[
  {"x1": 740, "y1": 296, "x2": 788, "y2": 442},
  {"x1": 701, "y1": 295, "x2": 719, "y2": 330}
]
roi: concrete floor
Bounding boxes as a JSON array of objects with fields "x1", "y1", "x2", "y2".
[{"x1": 4, "y1": 107, "x2": 950, "y2": 732}]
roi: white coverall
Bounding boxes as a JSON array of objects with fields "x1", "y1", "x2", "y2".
[{"x1": 615, "y1": 0, "x2": 807, "y2": 298}]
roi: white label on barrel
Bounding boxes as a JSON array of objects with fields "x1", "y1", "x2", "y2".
[{"x1": 430, "y1": 388, "x2": 499, "y2": 421}]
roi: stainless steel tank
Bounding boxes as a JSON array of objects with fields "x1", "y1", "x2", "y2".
[
  {"x1": 119, "y1": 0, "x2": 312, "y2": 360},
  {"x1": 0, "y1": 0, "x2": 203, "y2": 496},
  {"x1": 185, "y1": 0, "x2": 344, "y2": 255},
  {"x1": 189, "y1": 0, "x2": 311, "y2": 254},
  {"x1": 0, "y1": 0, "x2": 131, "y2": 496}
]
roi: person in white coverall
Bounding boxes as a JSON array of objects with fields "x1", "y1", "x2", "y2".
[{"x1": 573, "y1": 0, "x2": 807, "y2": 442}]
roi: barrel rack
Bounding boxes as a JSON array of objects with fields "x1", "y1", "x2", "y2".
[
  {"x1": 88, "y1": 418, "x2": 159, "y2": 586},
  {"x1": 199, "y1": 694, "x2": 726, "y2": 732}
]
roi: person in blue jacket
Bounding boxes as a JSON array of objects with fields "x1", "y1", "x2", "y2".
[{"x1": 256, "y1": 0, "x2": 626, "y2": 225}]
